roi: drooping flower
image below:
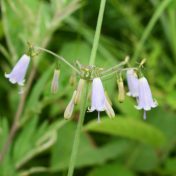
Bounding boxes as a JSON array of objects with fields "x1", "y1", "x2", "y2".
[
  {"x1": 126, "y1": 69, "x2": 139, "y2": 97},
  {"x1": 88, "y1": 77, "x2": 106, "y2": 122},
  {"x1": 135, "y1": 77, "x2": 158, "y2": 119},
  {"x1": 74, "y1": 79, "x2": 85, "y2": 104},
  {"x1": 64, "y1": 90, "x2": 77, "y2": 119},
  {"x1": 51, "y1": 69, "x2": 60, "y2": 94},
  {"x1": 5, "y1": 54, "x2": 30, "y2": 86}
]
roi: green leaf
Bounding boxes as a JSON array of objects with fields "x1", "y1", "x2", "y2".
[
  {"x1": 0, "y1": 118, "x2": 18, "y2": 176},
  {"x1": 26, "y1": 64, "x2": 55, "y2": 112},
  {"x1": 87, "y1": 163, "x2": 136, "y2": 176},
  {"x1": 50, "y1": 122, "x2": 132, "y2": 171},
  {"x1": 126, "y1": 144, "x2": 159, "y2": 172},
  {"x1": 84, "y1": 117, "x2": 166, "y2": 148},
  {"x1": 13, "y1": 116, "x2": 39, "y2": 163},
  {"x1": 162, "y1": 158, "x2": 176, "y2": 174},
  {"x1": 13, "y1": 117, "x2": 67, "y2": 169}
]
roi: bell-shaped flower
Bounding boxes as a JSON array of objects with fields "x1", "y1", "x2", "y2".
[
  {"x1": 88, "y1": 77, "x2": 106, "y2": 122},
  {"x1": 126, "y1": 69, "x2": 139, "y2": 97},
  {"x1": 135, "y1": 77, "x2": 157, "y2": 119},
  {"x1": 64, "y1": 90, "x2": 77, "y2": 120},
  {"x1": 5, "y1": 54, "x2": 30, "y2": 86},
  {"x1": 51, "y1": 69, "x2": 60, "y2": 94}
]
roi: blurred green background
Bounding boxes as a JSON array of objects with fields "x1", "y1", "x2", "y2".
[{"x1": 0, "y1": 0, "x2": 176, "y2": 176}]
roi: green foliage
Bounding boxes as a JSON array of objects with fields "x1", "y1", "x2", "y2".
[
  {"x1": 87, "y1": 163, "x2": 136, "y2": 176},
  {"x1": 0, "y1": 0, "x2": 176, "y2": 176},
  {"x1": 84, "y1": 117, "x2": 166, "y2": 148},
  {"x1": 51, "y1": 122, "x2": 132, "y2": 171}
]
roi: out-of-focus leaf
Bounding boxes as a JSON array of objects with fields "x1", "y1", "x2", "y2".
[
  {"x1": 13, "y1": 117, "x2": 67, "y2": 169},
  {"x1": 126, "y1": 144, "x2": 159, "y2": 172},
  {"x1": 50, "y1": 122, "x2": 132, "y2": 171},
  {"x1": 26, "y1": 64, "x2": 54, "y2": 113},
  {"x1": 162, "y1": 158, "x2": 176, "y2": 174},
  {"x1": 13, "y1": 116, "x2": 38, "y2": 163},
  {"x1": 148, "y1": 108, "x2": 176, "y2": 143},
  {"x1": 84, "y1": 117, "x2": 166, "y2": 148},
  {"x1": 0, "y1": 118, "x2": 18, "y2": 176},
  {"x1": 87, "y1": 163, "x2": 136, "y2": 176}
]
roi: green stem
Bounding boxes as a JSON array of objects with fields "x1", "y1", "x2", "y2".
[
  {"x1": 132, "y1": 0, "x2": 172, "y2": 63},
  {"x1": 67, "y1": 0, "x2": 106, "y2": 176},
  {"x1": 35, "y1": 46, "x2": 80, "y2": 74},
  {"x1": 100, "y1": 56, "x2": 129, "y2": 75},
  {"x1": 67, "y1": 83, "x2": 89, "y2": 176},
  {"x1": 89, "y1": 0, "x2": 106, "y2": 65}
]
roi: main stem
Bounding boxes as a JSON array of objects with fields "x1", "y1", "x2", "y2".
[
  {"x1": 67, "y1": 83, "x2": 89, "y2": 176},
  {"x1": 89, "y1": 0, "x2": 106, "y2": 65},
  {"x1": 67, "y1": 0, "x2": 106, "y2": 176}
]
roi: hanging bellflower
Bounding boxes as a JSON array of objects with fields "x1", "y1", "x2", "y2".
[
  {"x1": 126, "y1": 69, "x2": 139, "y2": 97},
  {"x1": 5, "y1": 54, "x2": 30, "y2": 86},
  {"x1": 88, "y1": 77, "x2": 106, "y2": 122},
  {"x1": 135, "y1": 77, "x2": 158, "y2": 119}
]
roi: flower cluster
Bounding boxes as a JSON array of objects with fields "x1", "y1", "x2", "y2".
[{"x1": 5, "y1": 49, "x2": 157, "y2": 121}]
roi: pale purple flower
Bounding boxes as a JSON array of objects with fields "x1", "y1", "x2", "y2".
[
  {"x1": 135, "y1": 77, "x2": 158, "y2": 119},
  {"x1": 5, "y1": 54, "x2": 30, "y2": 86},
  {"x1": 126, "y1": 69, "x2": 139, "y2": 97},
  {"x1": 88, "y1": 77, "x2": 106, "y2": 122}
]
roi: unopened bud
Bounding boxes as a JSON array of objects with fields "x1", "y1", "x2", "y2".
[
  {"x1": 51, "y1": 69, "x2": 60, "y2": 94},
  {"x1": 105, "y1": 95, "x2": 115, "y2": 119},
  {"x1": 105, "y1": 91, "x2": 112, "y2": 105},
  {"x1": 117, "y1": 78, "x2": 125, "y2": 103},
  {"x1": 64, "y1": 91, "x2": 77, "y2": 119},
  {"x1": 74, "y1": 79, "x2": 85, "y2": 104}
]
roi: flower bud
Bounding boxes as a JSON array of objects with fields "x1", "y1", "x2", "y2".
[
  {"x1": 74, "y1": 79, "x2": 85, "y2": 104},
  {"x1": 117, "y1": 78, "x2": 125, "y2": 103},
  {"x1": 64, "y1": 90, "x2": 77, "y2": 119},
  {"x1": 51, "y1": 69, "x2": 60, "y2": 94},
  {"x1": 105, "y1": 94, "x2": 115, "y2": 118},
  {"x1": 105, "y1": 91, "x2": 112, "y2": 105}
]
